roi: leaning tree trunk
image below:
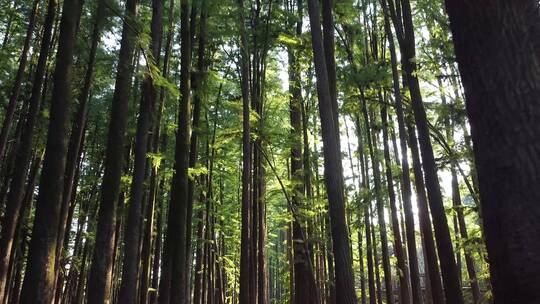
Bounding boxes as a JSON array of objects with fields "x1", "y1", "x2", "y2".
[
  {"x1": 86, "y1": 0, "x2": 139, "y2": 300},
  {"x1": 407, "y1": 122, "x2": 444, "y2": 304},
  {"x1": 0, "y1": 0, "x2": 39, "y2": 163},
  {"x1": 396, "y1": 0, "x2": 464, "y2": 302},
  {"x1": 444, "y1": 1, "x2": 540, "y2": 303},
  {"x1": 117, "y1": 0, "x2": 162, "y2": 299},
  {"x1": 0, "y1": 0, "x2": 57, "y2": 300},
  {"x1": 19, "y1": 0, "x2": 84, "y2": 300},
  {"x1": 381, "y1": 2, "x2": 423, "y2": 302},
  {"x1": 53, "y1": 1, "x2": 105, "y2": 295}
]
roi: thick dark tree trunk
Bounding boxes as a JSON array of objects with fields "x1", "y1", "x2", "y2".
[
  {"x1": 53, "y1": 3, "x2": 104, "y2": 296},
  {"x1": 87, "y1": 0, "x2": 139, "y2": 300},
  {"x1": 306, "y1": 0, "x2": 357, "y2": 302},
  {"x1": 19, "y1": 0, "x2": 84, "y2": 300},
  {"x1": 444, "y1": 2, "x2": 540, "y2": 303}
]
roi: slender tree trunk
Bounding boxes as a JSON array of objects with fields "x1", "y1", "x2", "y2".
[
  {"x1": 159, "y1": 1, "x2": 191, "y2": 303},
  {"x1": 0, "y1": 0, "x2": 39, "y2": 163},
  {"x1": 118, "y1": 0, "x2": 162, "y2": 299},
  {"x1": 288, "y1": 1, "x2": 318, "y2": 300},
  {"x1": 397, "y1": 1, "x2": 464, "y2": 301},
  {"x1": 382, "y1": 2, "x2": 423, "y2": 302},
  {"x1": 5, "y1": 154, "x2": 40, "y2": 304},
  {"x1": 362, "y1": 96, "x2": 394, "y2": 304},
  {"x1": 237, "y1": 0, "x2": 252, "y2": 303},
  {"x1": 407, "y1": 123, "x2": 444, "y2": 304},
  {"x1": 306, "y1": 0, "x2": 357, "y2": 302},
  {"x1": 150, "y1": 181, "x2": 164, "y2": 304},
  {"x1": 381, "y1": 104, "x2": 410, "y2": 304},
  {"x1": 185, "y1": 1, "x2": 207, "y2": 301},
  {"x1": 192, "y1": 207, "x2": 205, "y2": 304},
  {"x1": 87, "y1": 0, "x2": 139, "y2": 299}
]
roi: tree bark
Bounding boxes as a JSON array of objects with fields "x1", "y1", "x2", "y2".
[
  {"x1": 444, "y1": 2, "x2": 540, "y2": 302},
  {"x1": 237, "y1": 0, "x2": 252, "y2": 303},
  {"x1": 396, "y1": 0, "x2": 464, "y2": 302},
  {"x1": 19, "y1": 0, "x2": 84, "y2": 300},
  {"x1": 0, "y1": 0, "x2": 57, "y2": 299},
  {"x1": 87, "y1": 0, "x2": 139, "y2": 300},
  {"x1": 306, "y1": 0, "x2": 357, "y2": 302},
  {"x1": 159, "y1": 1, "x2": 191, "y2": 303}
]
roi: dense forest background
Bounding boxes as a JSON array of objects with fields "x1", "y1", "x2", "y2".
[{"x1": 0, "y1": 0, "x2": 538, "y2": 303}]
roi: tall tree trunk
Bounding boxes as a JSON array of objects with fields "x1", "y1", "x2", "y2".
[
  {"x1": 444, "y1": 2, "x2": 540, "y2": 302},
  {"x1": 396, "y1": 0, "x2": 464, "y2": 301},
  {"x1": 382, "y1": 1, "x2": 423, "y2": 302},
  {"x1": 0, "y1": 0, "x2": 57, "y2": 299},
  {"x1": 237, "y1": 0, "x2": 252, "y2": 303},
  {"x1": 362, "y1": 96, "x2": 394, "y2": 304},
  {"x1": 53, "y1": 2, "x2": 104, "y2": 296},
  {"x1": 19, "y1": 0, "x2": 84, "y2": 300},
  {"x1": 306, "y1": 0, "x2": 357, "y2": 302},
  {"x1": 150, "y1": 181, "x2": 165, "y2": 304},
  {"x1": 5, "y1": 154, "x2": 40, "y2": 304},
  {"x1": 381, "y1": 104, "x2": 410, "y2": 304},
  {"x1": 407, "y1": 123, "x2": 444, "y2": 304},
  {"x1": 159, "y1": 1, "x2": 191, "y2": 302},
  {"x1": 438, "y1": 78, "x2": 482, "y2": 304},
  {"x1": 118, "y1": 0, "x2": 162, "y2": 299},
  {"x1": 87, "y1": 0, "x2": 139, "y2": 299},
  {"x1": 185, "y1": 1, "x2": 207, "y2": 301},
  {"x1": 288, "y1": 31, "x2": 318, "y2": 304}
]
